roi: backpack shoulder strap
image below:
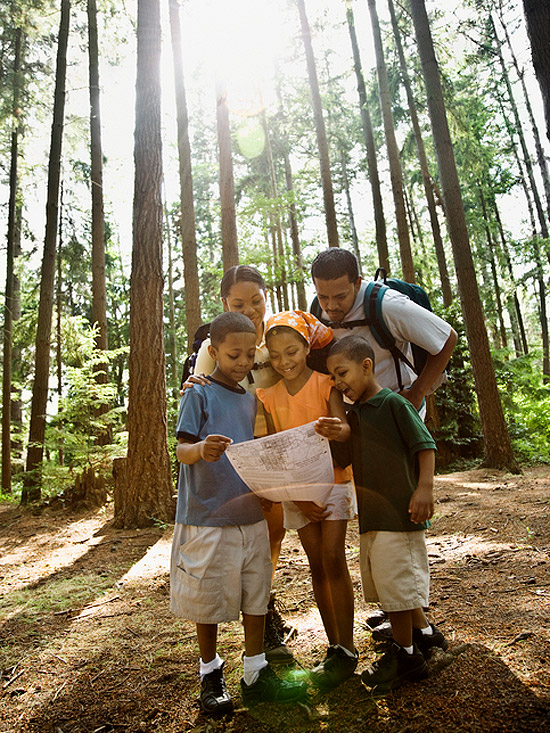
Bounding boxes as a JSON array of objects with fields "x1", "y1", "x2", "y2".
[{"x1": 364, "y1": 282, "x2": 418, "y2": 388}]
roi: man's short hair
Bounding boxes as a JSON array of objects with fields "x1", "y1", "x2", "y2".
[
  {"x1": 311, "y1": 249, "x2": 359, "y2": 283},
  {"x1": 328, "y1": 334, "x2": 376, "y2": 366},
  {"x1": 209, "y1": 312, "x2": 256, "y2": 347}
]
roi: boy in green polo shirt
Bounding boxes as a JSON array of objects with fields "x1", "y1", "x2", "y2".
[{"x1": 316, "y1": 334, "x2": 448, "y2": 692}]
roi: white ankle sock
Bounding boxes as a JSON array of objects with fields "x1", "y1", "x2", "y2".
[
  {"x1": 200, "y1": 653, "x2": 223, "y2": 679},
  {"x1": 243, "y1": 652, "x2": 268, "y2": 686},
  {"x1": 335, "y1": 644, "x2": 357, "y2": 658},
  {"x1": 420, "y1": 624, "x2": 433, "y2": 636},
  {"x1": 402, "y1": 644, "x2": 414, "y2": 655}
]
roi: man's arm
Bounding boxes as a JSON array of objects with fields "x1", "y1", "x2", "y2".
[{"x1": 402, "y1": 328, "x2": 457, "y2": 410}]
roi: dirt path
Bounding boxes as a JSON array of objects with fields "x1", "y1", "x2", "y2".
[{"x1": 1, "y1": 466, "x2": 549, "y2": 732}]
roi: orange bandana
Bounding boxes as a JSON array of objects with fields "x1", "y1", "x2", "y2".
[{"x1": 265, "y1": 310, "x2": 333, "y2": 350}]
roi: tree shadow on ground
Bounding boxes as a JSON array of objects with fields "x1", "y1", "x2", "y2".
[
  {"x1": 18, "y1": 638, "x2": 550, "y2": 733},
  {"x1": 0, "y1": 513, "x2": 164, "y2": 653}
]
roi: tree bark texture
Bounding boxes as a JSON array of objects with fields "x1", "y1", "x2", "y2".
[
  {"x1": 123, "y1": 0, "x2": 175, "y2": 527},
  {"x1": 88, "y1": 0, "x2": 108, "y2": 355},
  {"x1": 216, "y1": 80, "x2": 239, "y2": 268},
  {"x1": 2, "y1": 26, "x2": 23, "y2": 493},
  {"x1": 296, "y1": 0, "x2": 339, "y2": 247},
  {"x1": 367, "y1": 0, "x2": 414, "y2": 282},
  {"x1": 409, "y1": 0, "x2": 518, "y2": 471},
  {"x1": 169, "y1": 0, "x2": 202, "y2": 345},
  {"x1": 523, "y1": 0, "x2": 550, "y2": 145},
  {"x1": 346, "y1": 2, "x2": 389, "y2": 271},
  {"x1": 23, "y1": 0, "x2": 71, "y2": 503}
]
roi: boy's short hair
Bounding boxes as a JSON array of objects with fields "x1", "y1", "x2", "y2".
[
  {"x1": 210, "y1": 312, "x2": 256, "y2": 347},
  {"x1": 328, "y1": 334, "x2": 376, "y2": 367},
  {"x1": 311, "y1": 249, "x2": 359, "y2": 283}
]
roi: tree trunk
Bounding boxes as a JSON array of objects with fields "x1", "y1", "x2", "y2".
[
  {"x1": 346, "y1": 2, "x2": 389, "y2": 271},
  {"x1": 409, "y1": 0, "x2": 518, "y2": 471},
  {"x1": 296, "y1": 0, "x2": 339, "y2": 247},
  {"x1": 2, "y1": 26, "x2": 24, "y2": 493},
  {"x1": 163, "y1": 196, "x2": 179, "y2": 403},
  {"x1": 23, "y1": 0, "x2": 71, "y2": 504},
  {"x1": 88, "y1": 0, "x2": 108, "y2": 354},
  {"x1": 523, "y1": 0, "x2": 550, "y2": 145},
  {"x1": 56, "y1": 185, "x2": 65, "y2": 466},
  {"x1": 122, "y1": 0, "x2": 175, "y2": 527},
  {"x1": 216, "y1": 79, "x2": 239, "y2": 268},
  {"x1": 169, "y1": 0, "x2": 202, "y2": 345},
  {"x1": 388, "y1": 0, "x2": 452, "y2": 304},
  {"x1": 491, "y1": 16, "x2": 548, "y2": 242},
  {"x1": 367, "y1": 0, "x2": 414, "y2": 282},
  {"x1": 494, "y1": 203, "x2": 528, "y2": 355},
  {"x1": 496, "y1": 4, "x2": 550, "y2": 224},
  {"x1": 478, "y1": 185, "x2": 507, "y2": 349},
  {"x1": 262, "y1": 111, "x2": 289, "y2": 310},
  {"x1": 340, "y1": 147, "x2": 362, "y2": 274},
  {"x1": 281, "y1": 146, "x2": 307, "y2": 310}
]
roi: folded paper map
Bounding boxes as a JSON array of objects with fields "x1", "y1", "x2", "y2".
[{"x1": 226, "y1": 421, "x2": 334, "y2": 503}]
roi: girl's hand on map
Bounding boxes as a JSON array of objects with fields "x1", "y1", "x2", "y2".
[
  {"x1": 294, "y1": 501, "x2": 331, "y2": 523},
  {"x1": 314, "y1": 416, "x2": 344, "y2": 441}
]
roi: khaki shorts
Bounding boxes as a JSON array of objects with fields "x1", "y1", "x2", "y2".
[
  {"x1": 283, "y1": 481, "x2": 357, "y2": 530},
  {"x1": 170, "y1": 521, "x2": 272, "y2": 624},
  {"x1": 359, "y1": 530, "x2": 430, "y2": 612}
]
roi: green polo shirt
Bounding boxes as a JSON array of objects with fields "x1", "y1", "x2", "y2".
[{"x1": 332, "y1": 388, "x2": 436, "y2": 533}]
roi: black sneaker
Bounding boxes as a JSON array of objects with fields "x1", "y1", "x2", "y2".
[
  {"x1": 310, "y1": 645, "x2": 359, "y2": 691},
  {"x1": 264, "y1": 594, "x2": 294, "y2": 665},
  {"x1": 413, "y1": 624, "x2": 449, "y2": 658},
  {"x1": 200, "y1": 663, "x2": 233, "y2": 716},
  {"x1": 371, "y1": 620, "x2": 394, "y2": 643},
  {"x1": 361, "y1": 642, "x2": 428, "y2": 692},
  {"x1": 240, "y1": 664, "x2": 308, "y2": 706},
  {"x1": 366, "y1": 608, "x2": 389, "y2": 629}
]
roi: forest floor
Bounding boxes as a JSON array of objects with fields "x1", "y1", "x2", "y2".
[{"x1": 0, "y1": 465, "x2": 549, "y2": 733}]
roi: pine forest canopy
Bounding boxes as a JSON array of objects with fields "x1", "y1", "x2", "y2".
[{"x1": 1, "y1": 0, "x2": 550, "y2": 510}]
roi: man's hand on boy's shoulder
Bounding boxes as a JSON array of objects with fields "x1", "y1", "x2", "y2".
[
  {"x1": 180, "y1": 372, "x2": 211, "y2": 396},
  {"x1": 408, "y1": 481, "x2": 434, "y2": 524},
  {"x1": 200, "y1": 434, "x2": 232, "y2": 462}
]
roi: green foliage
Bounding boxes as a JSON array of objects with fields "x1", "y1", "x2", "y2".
[
  {"x1": 36, "y1": 318, "x2": 129, "y2": 499},
  {"x1": 493, "y1": 350, "x2": 550, "y2": 464},
  {"x1": 432, "y1": 304, "x2": 483, "y2": 468}
]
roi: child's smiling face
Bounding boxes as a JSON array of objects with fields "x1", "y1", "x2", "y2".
[
  {"x1": 327, "y1": 353, "x2": 376, "y2": 402},
  {"x1": 267, "y1": 329, "x2": 310, "y2": 384}
]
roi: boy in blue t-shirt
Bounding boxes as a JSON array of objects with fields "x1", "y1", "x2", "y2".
[
  {"x1": 316, "y1": 334, "x2": 449, "y2": 692},
  {"x1": 170, "y1": 312, "x2": 307, "y2": 715}
]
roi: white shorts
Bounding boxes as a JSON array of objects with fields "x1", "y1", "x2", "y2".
[
  {"x1": 170, "y1": 520, "x2": 272, "y2": 624},
  {"x1": 283, "y1": 481, "x2": 357, "y2": 530},
  {"x1": 359, "y1": 530, "x2": 430, "y2": 612}
]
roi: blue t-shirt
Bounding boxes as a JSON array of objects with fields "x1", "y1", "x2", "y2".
[{"x1": 175, "y1": 378, "x2": 263, "y2": 526}]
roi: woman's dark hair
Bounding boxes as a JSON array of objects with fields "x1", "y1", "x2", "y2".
[
  {"x1": 311, "y1": 249, "x2": 359, "y2": 283},
  {"x1": 220, "y1": 265, "x2": 267, "y2": 299}
]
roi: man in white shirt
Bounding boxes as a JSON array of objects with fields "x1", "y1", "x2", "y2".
[{"x1": 310, "y1": 249, "x2": 457, "y2": 414}]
